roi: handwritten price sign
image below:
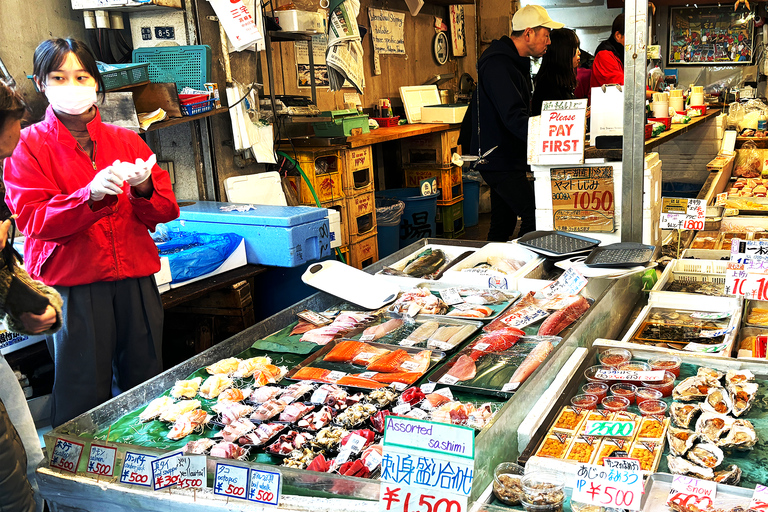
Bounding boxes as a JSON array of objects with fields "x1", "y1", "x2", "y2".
[
  {"x1": 750, "y1": 484, "x2": 768, "y2": 511},
  {"x1": 380, "y1": 485, "x2": 466, "y2": 512},
  {"x1": 86, "y1": 444, "x2": 117, "y2": 477},
  {"x1": 214, "y1": 463, "x2": 249, "y2": 500},
  {"x1": 177, "y1": 455, "x2": 206, "y2": 490},
  {"x1": 50, "y1": 438, "x2": 84, "y2": 473},
  {"x1": 500, "y1": 305, "x2": 549, "y2": 329},
  {"x1": 660, "y1": 197, "x2": 705, "y2": 230},
  {"x1": 538, "y1": 267, "x2": 588, "y2": 299},
  {"x1": 583, "y1": 421, "x2": 635, "y2": 438},
  {"x1": 594, "y1": 369, "x2": 664, "y2": 382},
  {"x1": 572, "y1": 463, "x2": 643, "y2": 511},
  {"x1": 666, "y1": 475, "x2": 716, "y2": 510},
  {"x1": 151, "y1": 450, "x2": 183, "y2": 491},
  {"x1": 248, "y1": 468, "x2": 281, "y2": 506},
  {"x1": 120, "y1": 451, "x2": 155, "y2": 487}
]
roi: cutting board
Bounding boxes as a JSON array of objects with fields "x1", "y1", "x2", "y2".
[{"x1": 301, "y1": 260, "x2": 399, "y2": 310}]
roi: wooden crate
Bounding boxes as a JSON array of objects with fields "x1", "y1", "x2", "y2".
[
  {"x1": 348, "y1": 230, "x2": 379, "y2": 270},
  {"x1": 322, "y1": 198, "x2": 349, "y2": 247},
  {"x1": 345, "y1": 190, "x2": 377, "y2": 239},
  {"x1": 400, "y1": 128, "x2": 461, "y2": 165},
  {"x1": 342, "y1": 146, "x2": 375, "y2": 195},
  {"x1": 281, "y1": 146, "x2": 346, "y2": 204},
  {"x1": 404, "y1": 164, "x2": 464, "y2": 204}
]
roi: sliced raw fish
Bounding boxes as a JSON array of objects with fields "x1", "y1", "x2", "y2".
[
  {"x1": 212, "y1": 401, "x2": 254, "y2": 425},
  {"x1": 446, "y1": 354, "x2": 477, "y2": 381},
  {"x1": 279, "y1": 402, "x2": 315, "y2": 423},
  {"x1": 139, "y1": 396, "x2": 176, "y2": 422},
  {"x1": 467, "y1": 327, "x2": 524, "y2": 360},
  {"x1": 362, "y1": 318, "x2": 404, "y2": 340},
  {"x1": 367, "y1": 349, "x2": 410, "y2": 372},
  {"x1": 219, "y1": 418, "x2": 256, "y2": 443},
  {"x1": 233, "y1": 357, "x2": 272, "y2": 379},
  {"x1": 429, "y1": 325, "x2": 463, "y2": 343},
  {"x1": 239, "y1": 422, "x2": 285, "y2": 446},
  {"x1": 505, "y1": 339, "x2": 554, "y2": 390},
  {"x1": 206, "y1": 358, "x2": 241, "y2": 376},
  {"x1": 336, "y1": 375, "x2": 386, "y2": 389},
  {"x1": 252, "y1": 365, "x2": 286, "y2": 387},
  {"x1": 371, "y1": 372, "x2": 422, "y2": 385},
  {"x1": 446, "y1": 325, "x2": 479, "y2": 347},
  {"x1": 251, "y1": 399, "x2": 287, "y2": 421},
  {"x1": 402, "y1": 350, "x2": 432, "y2": 374},
  {"x1": 403, "y1": 321, "x2": 440, "y2": 345},
  {"x1": 183, "y1": 438, "x2": 216, "y2": 454},
  {"x1": 291, "y1": 320, "x2": 316, "y2": 335},
  {"x1": 424, "y1": 392, "x2": 451, "y2": 409},
  {"x1": 538, "y1": 296, "x2": 590, "y2": 336},
  {"x1": 249, "y1": 386, "x2": 283, "y2": 403},
  {"x1": 199, "y1": 375, "x2": 233, "y2": 399},
  {"x1": 210, "y1": 442, "x2": 247, "y2": 460},
  {"x1": 446, "y1": 308, "x2": 486, "y2": 318},
  {"x1": 279, "y1": 382, "x2": 315, "y2": 402},
  {"x1": 324, "y1": 340, "x2": 367, "y2": 363},
  {"x1": 352, "y1": 345, "x2": 391, "y2": 366},
  {"x1": 292, "y1": 367, "x2": 331, "y2": 382}
]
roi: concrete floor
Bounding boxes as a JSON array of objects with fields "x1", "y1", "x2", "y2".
[{"x1": 457, "y1": 212, "x2": 521, "y2": 242}]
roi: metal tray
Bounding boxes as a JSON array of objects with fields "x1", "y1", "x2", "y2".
[
  {"x1": 347, "y1": 314, "x2": 483, "y2": 351},
  {"x1": 742, "y1": 299, "x2": 768, "y2": 328},
  {"x1": 416, "y1": 283, "x2": 521, "y2": 321},
  {"x1": 518, "y1": 230, "x2": 600, "y2": 257}
]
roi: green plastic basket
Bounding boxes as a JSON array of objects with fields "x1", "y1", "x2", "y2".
[
  {"x1": 132, "y1": 45, "x2": 211, "y2": 93},
  {"x1": 100, "y1": 63, "x2": 150, "y2": 90}
]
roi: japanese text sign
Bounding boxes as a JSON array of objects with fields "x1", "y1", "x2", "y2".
[
  {"x1": 151, "y1": 450, "x2": 183, "y2": 491},
  {"x1": 603, "y1": 458, "x2": 642, "y2": 471},
  {"x1": 50, "y1": 438, "x2": 84, "y2": 473},
  {"x1": 177, "y1": 455, "x2": 207, "y2": 490},
  {"x1": 572, "y1": 463, "x2": 644, "y2": 510},
  {"x1": 207, "y1": 0, "x2": 262, "y2": 51},
  {"x1": 248, "y1": 468, "x2": 281, "y2": 506},
  {"x1": 550, "y1": 166, "x2": 614, "y2": 232},
  {"x1": 120, "y1": 452, "x2": 155, "y2": 487},
  {"x1": 594, "y1": 369, "x2": 664, "y2": 382},
  {"x1": 749, "y1": 484, "x2": 768, "y2": 511},
  {"x1": 538, "y1": 99, "x2": 588, "y2": 165},
  {"x1": 86, "y1": 443, "x2": 117, "y2": 477},
  {"x1": 214, "y1": 463, "x2": 249, "y2": 500},
  {"x1": 500, "y1": 305, "x2": 549, "y2": 329},
  {"x1": 538, "y1": 267, "x2": 588, "y2": 299},
  {"x1": 667, "y1": 475, "x2": 717, "y2": 510},
  {"x1": 660, "y1": 198, "x2": 705, "y2": 230}
]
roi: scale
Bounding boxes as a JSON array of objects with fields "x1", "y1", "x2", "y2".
[{"x1": 517, "y1": 231, "x2": 601, "y2": 257}]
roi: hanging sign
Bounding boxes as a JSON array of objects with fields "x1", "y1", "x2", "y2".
[
  {"x1": 550, "y1": 166, "x2": 614, "y2": 232},
  {"x1": 538, "y1": 99, "x2": 588, "y2": 165},
  {"x1": 660, "y1": 198, "x2": 705, "y2": 230}
]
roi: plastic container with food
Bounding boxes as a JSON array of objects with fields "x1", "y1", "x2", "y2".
[
  {"x1": 618, "y1": 360, "x2": 651, "y2": 372},
  {"x1": 640, "y1": 370, "x2": 676, "y2": 397},
  {"x1": 610, "y1": 383, "x2": 637, "y2": 404},
  {"x1": 636, "y1": 415, "x2": 669, "y2": 440},
  {"x1": 635, "y1": 387, "x2": 663, "y2": 405},
  {"x1": 629, "y1": 439, "x2": 664, "y2": 471},
  {"x1": 570, "y1": 394, "x2": 598, "y2": 410},
  {"x1": 493, "y1": 462, "x2": 524, "y2": 505},
  {"x1": 564, "y1": 435, "x2": 600, "y2": 464},
  {"x1": 535, "y1": 431, "x2": 574, "y2": 459},
  {"x1": 638, "y1": 399, "x2": 668, "y2": 418},
  {"x1": 581, "y1": 382, "x2": 609, "y2": 401},
  {"x1": 522, "y1": 472, "x2": 566, "y2": 512},
  {"x1": 551, "y1": 406, "x2": 588, "y2": 432},
  {"x1": 584, "y1": 365, "x2": 612, "y2": 383},
  {"x1": 571, "y1": 503, "x2": 609, "y2": 512},
  {"x1": 648, "y1": 355, "x2": 682, "y2": 377},
  {"x1": 601, "y1": 395, "x2": 630, "y2": 412},
  {"x1": 598, "y1": 348, "x2": 632, "y2": 368}
]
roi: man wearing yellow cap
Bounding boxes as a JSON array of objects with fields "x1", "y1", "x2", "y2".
[{"x1": 461, "y1": 5, "x2": 563, "y2": 241}]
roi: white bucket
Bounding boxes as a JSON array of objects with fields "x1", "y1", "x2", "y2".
[
  {"x1": 670, "y1": 96, "x2": 685, "y2": 113},
  {"x1": 652, "y1": 101, "x2": 670, "y2": 118}
]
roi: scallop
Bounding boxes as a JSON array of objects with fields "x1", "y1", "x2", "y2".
[
  {"x1": 666, "y1": 455, "x2": 714, "y2": 480},
  {"x1": 673, "y1": 377, "x2": 712, "y2": 401},
  {"x1": 701, "y1": 387, "x2": 733, "y2": 415},
  {"x1": 717, "y1": 419, "x2": 758, "y2": 451},
  {"x1": 670, "y1": 402, "x2": 701, "y2": 429},
  {"x1": 667, "y1": 425, "x2": 699, "y2": 456},
  {"x1": 696, "y1": 367, "x2": 724, "y2": 386},
  {"x1": 714, "y1": 464, "x2": 742, "y2": 485},
  {"x1": 730, "y1": 382, "x2": 759, "y2": 417},
  {"x1": 686, "y1": 442, "x2": 724, "y2": 469},
  {"x1": 695, "y1": 412, "x2": 735, "y2": 443}
]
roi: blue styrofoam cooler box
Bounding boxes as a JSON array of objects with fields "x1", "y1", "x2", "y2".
[{"x1": 167, "y1": 201, "x2": 332, "y2": 268}]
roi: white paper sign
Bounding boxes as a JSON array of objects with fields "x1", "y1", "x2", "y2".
[
  {"x1": 594, "y1": 369, "x2": 664, "y2": 382},
  {"x1": 248, "y1": 468, "x2": 281, "y2": 506},
  {"x1": 120, "y1": 451, "x2": 155, "y2": 487},
  {"x1": 667, "y1": 475, "x2": 717, "y2": 510},
  {"x1": 151, "y1": 450, "x2": 183, "y2": 490},
  {"x1": 214, "y1": 463, "x2": 249, "y2": 500},
  {"x1": 50, "y1": 438, "x2": 84, "y2": 473},
  {"x1": 603, "y1": 458, "x2": 642, "y2": 471},
  {"x1": 660, "y1": 197, "x2": 705, "y2": 230},
  {"x1": 500, "y1": 305, "x2": 549, "y2": 329},
  {"x1": 177, "y1": 455, "x2": 207, "y2": 490},
  {"x1": 538, "y1": 99, "x2": 588, "y2": 165},
  {"x1": 207, "y1": 0, "x2": 263, "y2": 51},
  {"x1": 86, "y1": 444, "x2": 117, "y2": 477},
  {"x1": 572, "y1": 463, "x2": 644, "y2": 511},
  {"x1": 368, "y1": 8, "x2": 406, "y2": 55},
  {"x1": 538, "y1": 267, "x2": 588, "y2": 299},
  {"x1": 749, "y1": 484, "x2": 768, "y2": 511}
]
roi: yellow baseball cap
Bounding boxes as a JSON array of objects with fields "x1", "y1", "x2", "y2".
[{"x1": 512, "y1": 5, "x2": 564, "y2": 31}]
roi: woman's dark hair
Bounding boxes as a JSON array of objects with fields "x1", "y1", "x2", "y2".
[
  {"x1": 612, "y1": 14, "x2": 625, "y2": 38},
  {"x1": 33, "y1": 38, "x2": 105, "y2": 100},
  {"x1": 535, "y1": 28, "x2": 580, "y2": 94},
  {"x1": 0, "y1": 80, "x2": 27, "y2": 129}
]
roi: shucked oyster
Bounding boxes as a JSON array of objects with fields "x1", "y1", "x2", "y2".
[
  {"x1": 666, "y1": 455, "x2": 714, "y2": 480},
  {"x1": 673, "y1": 377, "x2": 713, "y2": 401},
  {"x1": 714, "y1": 464, "x2": 742, "y2": 485},
  {"x1": 717, "y1": 419, "x2": 758, "y2": 450},
  {"x1": 697, "y1": 367, "x2": 725, "y2": 386},
  {"x1": 695, "y1": 412, "x2": 735, "y2": 443},
  {"x1": 670, "y1": 402, "x2": 701, "y2": 429},
  {"x1": 730, "y1": 382, "x2": 759, "y2": 417},
  {"x1": 687, "y1": 442, "x2": 724, "y2": 468},
  {"x1": 701, "y1": 387, "x2": 733, "y2": 415},
  {"x1": 667, "y1": 425, "x2": 699, "y2": 456},
  {"x1": 725, "y1": 369, "x2": 755, "y2": 389}
]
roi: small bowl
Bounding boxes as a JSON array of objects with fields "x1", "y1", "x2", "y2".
[
  {"x1": 584, "y1": 365, "x2": 612, "y2": 383},
  {"x1": 601, "y1": 395, "x2": 630, "y2": 412},
  {"x1": 610, "y1": 383, "x2": 637, "y2": 404},
  {"x1": 638, "y1": 399, "x2": 668, "y2": 416},
  {"x1": 598, "y1": 348, "x2": 632, "y2": 368},
  {"x1": 522, "y1": 472, "x2": 565, "y2": 511},
  {"x1": 635, "y1": 387, "x2": 663, "y2": 405},
  {"x1": 582, "y1": 382, "x2": 609, "y2": 401},
  {"x1": 493, "y1": 462, "x2": 525, "y2": 505},
  {"x1": 571, "y1": 394, "x2": 598, "y2": 410},
  {"x1": 641, "y1": 370, "x2": 676, "y2": 397},
  {"x1": 618, "y1": 361, "x2": 651, "y2": 372},
  {"x1": 649, "y1": 355, "x2": 682, "y2": 378}
]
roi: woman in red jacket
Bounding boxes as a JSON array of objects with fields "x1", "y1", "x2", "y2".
[{"x1": 3, "y1": 38, "x2": 180, "y2": 427}]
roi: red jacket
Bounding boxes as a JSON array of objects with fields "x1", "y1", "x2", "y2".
[
  {"x1": 590, "y1": 49, "x2": 624, "y2": 88},
  {"x1": 3, "y1": 107, "x2": 180, "y2": 287}
]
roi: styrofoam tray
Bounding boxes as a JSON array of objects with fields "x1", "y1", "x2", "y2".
[
  {"x1": 439, "y1": 242, "x2": 542, "y2": 290},
  {"x1": 375, "y1": 244, "x2": 477, "y2": 287}
]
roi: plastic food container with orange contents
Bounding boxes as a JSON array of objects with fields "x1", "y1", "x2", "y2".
[
  {"x1": 610, "y1": 383, "x2": 637, "y2": 404},
  {"x1": 641, "y1": 370, "x2": 676, "y2": 397},
  {"x1": 598, "y1": 348, "x2": 632, "y2": 368},
  {"x1": 564, "y1": 435, "x2": 600, "y2": 464},
  {"x1": 601, "y1": 396, "x2": 630, "y2": 412},
  {"x1": 552, "y1": 406, "x2": 588, "y2": 432},
  {"x1": 581, "y1": 382, "x2": 609, "y2": 401},
  {"x1": 535, "y1": 431, "x2": 574, "y2": 459},
  {"x1": 648, "y1": 355, "x2": 682, "y2": 378}
]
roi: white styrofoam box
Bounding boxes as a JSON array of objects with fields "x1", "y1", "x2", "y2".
[
  {"x1": 374, "y1": 244, "x2": 477, "y2": 287},
  {"x1": 155, "y1": 256, "x2": 172, "y2": 286},
  {"x1": 224, "y1": 172, "x2": 287, "y2": 205},
  {"x1": 328, "y1": 209, "x2": 341, "y2": 249},
  {"x1": 440, "y1": 242, "x2": 541, "y2": 290},
  {"x1": 274, "y1": 9, "x2": 324, "y2": 32},
  {"x1": 129, "y1": 9, "x2": 190, "y2": 48},
  {"x1": 169, "y1": 239, "x2": 247, "y2": 289},
  {"x1": 420, "y1": 104, "x2": 469, "y2": 124},
  {"x1": 399, "y1": 85, "x2": 441, "y2": 124}
]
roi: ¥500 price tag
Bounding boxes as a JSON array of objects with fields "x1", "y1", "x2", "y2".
[
  {"x1": 50, "y1": 438, "x2": 85, "y2": 473},
  {"x1": 248, "y1": 468, "x2": 281, "y2": 506},
  {"x1": 572, "y1": 463, "x2": 643, "y2": 511},
  {"x1": 583, "y1": 421, "x2": 635, "y2": 438},
  {"x1": 214, "y1": 463, "x2": 249, "y2": 500},
  {"x1": 120, "y1": 452, "x2": 155, "y2": 487},
  {"x1": 667, "y1": 475, "x2": 717, "y2": 510},
  {"x1": 177, "y1": 455, "x2": 207, "y2": 490},
  {"x1": 86, "y1": 444, "x2": 117, "y2": 477}
]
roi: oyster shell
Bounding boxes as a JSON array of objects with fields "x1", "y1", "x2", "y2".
[
  {"x1": 695, "y1": 412, "x2": 735, "y2": 443},
  {"x1": 666, "y1": 455, "x2": 714, "y2": 480},
  {"x1": 667, "y1": 425, "x2": 699, "y2": 456},
  {"x1": 730, "y1": 382, "x2": 759, "y2": 417},
  {"x1": 697, "y1": 367, "x2": 724, "y2": 386},
  {"x1": 670, "y1": 402, "x2": 701, "y2": 429},
  {"x1": 717, "y1": 419, "x2": 758, "y2": 450},
  {"x1": 673, "y1": 377, "x2": 712, "y2": 401},
  {"x1": 725, "y1": 369, "x2": 755, "y2": 389},
  {"x1": 687, "y1": 442, "x2": 724, "y2": 468},
  {"x1": 713, "y1": 464, "x2": 742, "y2": 485},
  {"x1": 701, "y1": 387, "x2": 733, "y2": 415}
]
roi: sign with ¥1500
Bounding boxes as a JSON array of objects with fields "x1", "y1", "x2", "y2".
[
  {"x1": 538, "y1": 99, "x2": 588, "y2": 165},
  {"x1": 550, "y1": 166, "x2": 614, "y2": 233}
]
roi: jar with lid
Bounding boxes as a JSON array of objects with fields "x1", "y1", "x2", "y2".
[{"x1": 521, "y1": 472, "x2": 565, "y2": 512}]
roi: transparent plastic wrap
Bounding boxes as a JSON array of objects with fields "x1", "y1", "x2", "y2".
[{"x1": 734, "y1": 141, "x2": 762, "y2": 178}]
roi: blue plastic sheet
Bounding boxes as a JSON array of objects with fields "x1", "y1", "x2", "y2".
[{"x1": 154, "y1": 230, "x2": 243, "y2": 283}]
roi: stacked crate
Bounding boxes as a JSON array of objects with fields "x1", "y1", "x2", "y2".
[
  {"x1": 401, "y1": 128, "x2": 465, "y2": 238},
  {"x1": 342, "y1": 146, "x2": 378, "y2": 269}
]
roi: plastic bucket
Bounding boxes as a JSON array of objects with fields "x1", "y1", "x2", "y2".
[
  {"x1": 375, "y1": 188, "x2": 439, "y2": 248},
  {"x1": 463, "y1": 178, "x2": 480, "y2": 227},
  {"x1": 376, "y1": 197, "x2": 405, "y2": 258}
]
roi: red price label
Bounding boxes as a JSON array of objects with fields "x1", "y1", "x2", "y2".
[
  {"x1": 178, "y1": 478, "x2": 204, "y2": 489},
  {"x1": 226, "y1": 483, "x2": 246, "y2": 496},
  {"x1": 682, "y1": 219, "x2": 705, "y2": 230},
  {"x1": 380, "y1": 486, "x2": 465, "y2": 512},
  {"x1": 571, "y1": 191, "x2": 614, "y2": 212},
  {"x1": 126, "y1": 472, "x2": 150, "y2": 484},
  {"x1": 667, "y1": 492, "x2": 714, "y2": 510}
]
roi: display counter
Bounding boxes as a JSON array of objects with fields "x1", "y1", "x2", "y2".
[{"x1": 37, "y1": 239, "x2": 645, "y2": 512}]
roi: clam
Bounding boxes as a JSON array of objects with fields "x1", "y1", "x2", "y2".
[
  {"x1": 695, "y1": 412, "x2": 735, "y2": 443},
  {"x1": 686, "y1": 442, "x2": 724, "y2": 469},
  {"x1": 717, "y1": 419, "x2": 758, "y2": 451},
  {"x1": 701, "y1": 387, "x2": 733, "y2": 415},
  {"x1": 666, "y1": 455, "x2": 714, "y2": 480},
  {"x1": 696, "y1": 367, "x2": 724, "y2": 386},
  {"x1": 725, "y1": 369, "x2": 755, "y2": 389},
  {"x1": 714, "y1": 464, "x2": 742, "y2": 485},
  {"x1": 670, "y1": 402, "x2": 701, "y2": 429},
  {"x1": 673, "y1": 377, "x2": 712, "y2": 401},
  {"x1": 730, "y1": 382, "x2": 759, "y2": 417},
  {"x1": 667, "y1": 425, "x2": 699, "y2": 456}
]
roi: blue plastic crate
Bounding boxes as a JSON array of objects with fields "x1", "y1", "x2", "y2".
[{"x1": 132, "y1": 45, "x2": 211, "y2": 93}]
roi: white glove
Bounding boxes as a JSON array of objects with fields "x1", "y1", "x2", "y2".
[
  {"x1": 125, "y1": 154, "x2": 156, "y2": 187},
  {"x1": 89, "y1": 166, "x2": 124, "y2": 201}
]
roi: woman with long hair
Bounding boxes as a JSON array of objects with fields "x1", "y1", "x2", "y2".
[{"x1": 531, "y1": 28, "x2": 581, "y2": 116}]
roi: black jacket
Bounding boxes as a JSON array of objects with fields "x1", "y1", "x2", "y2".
[
  {"x1": 460, "y1": 36, "x2": 532, "y2": 172},
  {"x1": 531, "y1": 79, "x2": 575, "y2": 116}
]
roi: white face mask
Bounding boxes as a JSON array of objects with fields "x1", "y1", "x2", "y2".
[{"x1": 44, "y1": 85, "x2": 97, "y2": 116}]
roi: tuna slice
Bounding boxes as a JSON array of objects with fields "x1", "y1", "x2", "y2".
[
  {"x1": 367, "y1": 349, "x2": 410, "y2": 372},
  {"x1": 446, "y1": 354, "x2": 477, "y2": 381},
  {"x1": 505, "y1": 339, "x2": 554, "y2": 390}
]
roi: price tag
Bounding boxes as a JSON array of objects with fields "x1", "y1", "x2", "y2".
[
  {"x1": 400, "y1": 338, "x2": 418, "y2": 347},
  {"x1": 420, "y1": 383, "x2": 436, "y2": 394},
  {"x1": 690, "y1": 312, "x2": 730, "y2": 320},
  {"x1": 326, "y1": 371, "x2": 347, "y2": 382},
  {"x1": 311, "y1": 389, "x2": 329, "y2": 404},
  {"x1": 594, "y1": 369, "x2": 664, "y2": 382},
  {"x1": 500, "y1": 306, "x2": 549, "y2": 329},
  {"x1": 683, "y1": 342, "x2": 729, "y2": 353},
  {"x1": 401, "y1": 360, "x2": 420, "y2": 371},
  {"x1": 572, "y1": 463, "x2": 644, "y2": 511},
  {"x1": 393, "y1": 403, "x2": 412, "y2": 414},
  {"x1": 538, "y1": 268, "x2": 588, "y2": 299},
  {"x1": 408, "y1": 408, "x2": 429, "y2": 419},
  {"x1": 715, "y1": 192, "x2": 727, "y2": 206},
  {"x1": 472, "y1": 342, "x2": 490, "y2": 352},
  {"x1": 744, "y1": 240, "x2": 768, "y2": 262},
  {"x1": 438, "y1": 375, "x2": 459, "y2": 385},
  {"x1": 359, "y1": 371, "x2": 378, "y2": 379},
  {"x1": 345, "y1": 433, "x2": 368, "y2": 453},
  {"x1": 151, "y1": 450, "x2": 183, "y2": 490},
  {"x1": 603, "y1": 458, "x2": 642, "y2": 471},
  {"x1": 540, "y1": 294, "x2": 583, "y2": 310},
  {"x1": 365, "y1": 450, "x2": 383, "y2": 470},
  {"x1": 501, "y1": 382, "x2": 519, "y2": 392},
  {"x1": 660, "y1": 197, "x2": 705, "y2": 230},
  {"x1": 360, "y1": 333, "x2": 376, "y2": 342},
  {"x1": 120, "y1": 452, "x2": 155, "y2": 487},
  {"x1": 699, "y1": 327, "x2": 734, "y2": 338},
  {"x1": 335, "y1": 448, "x2": 353, "y2": 467},
  {"x1": 380, "y1": 484, "x2": 468, "y2": 512},
  {"x1": 439, "y1": 288, "x2": 464, "y2": 306},
  {"x1": 433, "y1": 387, "x2": 454, "y2": 400},
  {"x1": 583, "y1": 421, "x2": 635, "y2": 437},
  {"x1": 50, "y1": 438, "x2": 84, "y2": 473},
  {"x1": 430, "y1": 340, "x2": 453, "y2": 351},
  {"x1": 390, "y1": 382, "x2": 407, "y2": 391},
  {"x1": 214, "y1": 463, "x2": 249, "y2": 500},
  {"x1": 297, "y1": 310, "x2": 332, "y2": 326},
  {"x1": 86, "y1": 444, "x2": 117, "y2": 477},
  {"x1": 248, "y1": 468, "x2": 281, "y2": 506},
  {"x1": 177, "y1": 455, "x2": 207, "y2": 490},
  {"x1": 667, "y1": 475, "x2": 717, "y2": 510},
  {"x1": 749, "y1": 484, "x2": 768, "y2": 511}
]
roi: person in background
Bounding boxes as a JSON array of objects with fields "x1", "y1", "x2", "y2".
[
  {"x1": 574, "y1": 49, "x2": 594, "y2": 101},
  {"x1": 531, "y1": 28, "x2": 581, "y2": 116},
  {"x1": 459, "y1": 5, "x2": 563, "y2": 241},
  {"x1": 0, "y1": 80, "x2": 64, "y2": 512},
  {"x1": 4, "y1": 38, "x2": 180, "y2": 428}
]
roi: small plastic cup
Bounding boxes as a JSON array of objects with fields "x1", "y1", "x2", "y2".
[
  {"x1": 571, "y1": 394, "x2": 598, "y2": 410},
  {"x1": 638, "y1": 399, "x2": 669, "y2": 416},
  {"x1": 610, "y1": 383, "x2": 637, "y2": 404},
  {"x1": 649, "y1": 355, "x2": 682, "y2": 378},
  {"x1": 493, "y1": 462, "x2": 525, "y2": 505},
  {"x1": 584, "y1": 365, "x2": 612, "y2": 383},
  {"x1": 601, "y1": 395, "x2": 630, "y2": 412},
  {"x1": 635, "y1": 387, "x2": 663, "y2": 405},
  {"x1": 618, "y1": 361, "x2": 651, "y2": 372},
  {"x1": 522, "y1": 472, "x2": 565, "y2": 512},
  {"x1": 582, "y1": 382, "x2": 609, "y2": 402},
  {"x1": 641, "y1": 370, "x2": 676, "y2": 397},
  {"x1": 598, "y1": 348, "x2": 632, "y2": 368}
]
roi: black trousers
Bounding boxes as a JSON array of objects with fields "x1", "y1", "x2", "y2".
[
  {"x1": 480, "y1": 170, "x2": 536, "y2": 242},
  {"x1": 47, "y1": 276, "x2": 163, "y2": 427}
]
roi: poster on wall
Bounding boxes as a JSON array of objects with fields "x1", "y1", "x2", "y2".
[
  {"x1": 295, "y1": 35, "x2": 330, "y2": 88},
  {"x1": 449, "y1": 5, "x2": 466, "y2": 57},
  {"x1": 668, "y1": 5, "x2": 755, "y2": 65}
]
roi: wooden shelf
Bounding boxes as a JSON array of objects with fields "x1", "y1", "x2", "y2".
[
  {"x1": 106, "y1": 80, "x2": 150, "y2": 93},
  {"x1": 644, "y1": 108, "x2": 721, "y2": 150},
  {"x1": 141, "y1": 106, "x2": 229, "y2": 133},
  {"x1": 268, "y1": 30, "x2": 315, "y2": 42},
  {"x1": 345, "y1": 123, "x2": 459, "y2": 148}
]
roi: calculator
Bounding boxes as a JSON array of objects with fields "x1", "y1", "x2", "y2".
[
  {"x1": 517, "y1": 231, "x2": 601, "y2": 257},
  {"x1": 583, "y1": 243, "x2": 656, "y2": 268}
]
